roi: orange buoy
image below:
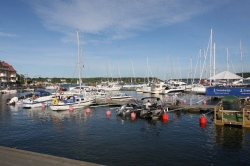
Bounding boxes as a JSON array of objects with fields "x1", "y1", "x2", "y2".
[
  {"x1": 199, "y1": 115, "x2": 206, "y2": 124},
  {"x1": 183, "y1": 99, "x2": 186, "y2": 104},
  {"x1": 162, "y1": 113, "x2": 168, "y2": 121},
  {"x1": 202, "y1": 100, "x2": 207, "y2": 105}
]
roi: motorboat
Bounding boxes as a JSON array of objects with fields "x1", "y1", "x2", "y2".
[
  {"x1": 6, "y1": 93, "x2": 34, "y2": 105},
  {"x1": 116, "y1": 99, "x2": 143, "y2": 116},
  {"x1": 151, "y1": 82, "x2": 167, "y2": 94},
  {"x1": 139, "y1": 97, "x2": 165, "y2": 119},
  {"x1": 106, "y1": 93, "x2": 134, "y2": 105},
  {"x1": 117, "y1": 97, "x2": 165, "y2": 120},
  {"x1": 22, "y1": 90, "x2": 53, "y2": 108},
  {"x1": 160, "y1": 86, "x2": 184, "y2": 94},
  {"x1": 185, "y1": 84, "x2": 207, "y2": 94}
]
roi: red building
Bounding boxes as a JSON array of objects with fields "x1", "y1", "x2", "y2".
[{"x1": 0, "y1": 61, "x2": 17, "y2": 86}]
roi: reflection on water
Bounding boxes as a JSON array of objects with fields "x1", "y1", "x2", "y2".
[
  {"x1": 214, "y1": 125, "x2": 244, "y2": 149},
  {"x1": 0, "y1": 91, "x2": 250, "y2": 165}
]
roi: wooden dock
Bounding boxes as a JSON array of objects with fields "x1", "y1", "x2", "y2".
[
  {"x1": 166, "y1": 104, "x2": 215, "y2": 112},
  {"x1": 0, "y1": 146, "x2": 102, "y2": 166}
]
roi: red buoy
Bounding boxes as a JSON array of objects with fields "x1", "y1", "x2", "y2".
[
  {"x1": 162, "y1": 113, "x2": 168, "y2": 121},
  {"x1": 199, "y1": 115, "x2": 206, "y2": 124},
  {"x1": 106, "y1": 110, "x2": 111, "y2": 115},
  {"x1": 202, "y1": 100, "x2": 207, "y2": 105},
  {"x1": 86, "y1": 108, "x2": 91, "y2": 113},
  {"x1": 41, "y1": 103, "x2": 46, "y2": 108},
  {"x1": 131, "y1": 112, "x2": 136, "y2": 118},
  {"x1": 183, "y1": 99, "x2": 186, "y2": 104},
  {"x1": 106, "y1": 110, "x2": 111, "y2": 118},
  {"x1": 69, "y1": 105, "x2": 74, "y2": 112},
  {"x1": 165, "y1": 99, "x2": 168, "y2": 103}
]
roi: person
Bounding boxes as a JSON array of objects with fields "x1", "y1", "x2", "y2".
[
  {"x1": 244, "y1": 97, "x2": 250, "y2": 105},
  {"x1": 156, "y1": 98, "x2": 162, "y2": 109},
  {"x1": 172, "y1": 93, "x2": 178, "y2": 105},
  {"x1": 144, "y1": 100, "x2": 151, "y2": 109}
]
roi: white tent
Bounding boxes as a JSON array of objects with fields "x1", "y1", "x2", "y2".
[{"x1": 209, "y1": 71, "x2": 242, "y2": 80}]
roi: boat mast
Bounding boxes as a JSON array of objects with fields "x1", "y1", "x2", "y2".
[
  {"x1": 76, "y1": 29, "x2": 82, "y2": 87},
  {"x1": 213, "y1": 43, "x2": 216, "y2": 76},
  {"x1": 240, "y1": 40, "x2": 243, "y2": 81},
  {"x1": 226, "y1": 47, "x2": 229, "y2": 71},
  {"x1": 209, "y1": 28, "x2": 212, "y2": 85},
  {"x1": 147, "y1": 57, "x2": 149, "y2": 83}
]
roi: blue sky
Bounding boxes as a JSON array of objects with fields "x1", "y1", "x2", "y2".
[{"x1": 1, "y1": 0, "x2": 250, "y2": 80}]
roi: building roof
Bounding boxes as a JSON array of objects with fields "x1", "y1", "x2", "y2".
[{"x1": 0, "y1": 61, "x2": 16, "y2": 72}]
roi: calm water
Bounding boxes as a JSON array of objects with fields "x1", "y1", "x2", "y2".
[{"x1": 1, "y1": 91, "x2": 250, "y2": 166}]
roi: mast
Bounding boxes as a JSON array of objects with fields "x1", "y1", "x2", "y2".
[
  {"x1": 240, "y1": 40, "x2": 243, "y2": 80},
  {"x1": 226, "y1": 47, "x2": 229, "y2": 71},
  {"x1": 209, "y1": 28, "x2": 212, "y2": 85},
  {"x1": 76, "y1": 29, "x2": 82, "y2": 87},
  {"x1": 178, "y1": 58, "x2": 181, "y2": 81},
  {"x1": 213, "y1": 43, "x2": 216, "y2": 76},
  {"x1": 147, "y1": 57, "x2": 149, "y2": 83}
]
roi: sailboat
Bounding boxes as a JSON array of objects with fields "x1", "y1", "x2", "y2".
[{"x1": 50, "y1": 29, "x2": 95, "y2": 111}]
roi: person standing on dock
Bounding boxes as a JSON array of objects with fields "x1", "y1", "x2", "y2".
[{"x1": 172, "y1": 93, "x2": 178, "y2": 105}]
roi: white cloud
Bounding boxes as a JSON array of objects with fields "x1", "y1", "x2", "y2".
[
  {"x1": 31, "y1": 0, "x2": 227, "y2": 40},
  {"x1": 0, "y1": 32, "x2": 18, "y2": 37}
]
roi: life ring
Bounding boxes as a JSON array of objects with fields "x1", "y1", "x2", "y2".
[{"x1": 52, "y1": 98, "x2": 58, "y2": 104}]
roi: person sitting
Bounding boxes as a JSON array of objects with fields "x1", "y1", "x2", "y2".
[{"x1": 144, "y1": 100, "x2": 151, "y2": 110}]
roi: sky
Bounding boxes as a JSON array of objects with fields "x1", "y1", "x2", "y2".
[{"x1": 1, "y1": 0, "x2": 250, "y2": 81}]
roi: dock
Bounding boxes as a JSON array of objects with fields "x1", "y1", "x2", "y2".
[
  {"x1": 166, "y1": 104, "x2": 215, "y2": 113},
  {"x1": 0, "y1": 146, "x2": 102, "y2": 166}
]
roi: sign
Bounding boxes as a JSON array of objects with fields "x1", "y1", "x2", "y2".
[{"x1": 206, "y1": 87, "x2": 250, "y2": 97}]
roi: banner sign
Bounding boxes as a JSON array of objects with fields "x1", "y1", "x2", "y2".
[{"x1": 206, "y1": 87, "x2": 250, "y2": 97}]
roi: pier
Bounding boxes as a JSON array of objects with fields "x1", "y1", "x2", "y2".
[
  {"x1": 166, "y1": 104, "x2": 215, "y2": 113},
  {"x1": 0, "y1": 146, "x2": 102, "y2": 166}
]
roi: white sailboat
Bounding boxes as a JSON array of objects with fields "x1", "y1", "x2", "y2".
[{"x1": 50, "y1": 29, "x2": 94, "y2": 111}]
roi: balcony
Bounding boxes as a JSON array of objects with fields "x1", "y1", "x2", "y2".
[
  {"x1": 0, "y1": 73, "x2": 7, "y2": 77},
  {"x1": 10, "y1": 74, "x2": 16, "y2": 77},
  {"x1": 1, "y1": 80, "x2": 7, "y2": 82},
  {"x1": 10, "y1": 80, "x2": 16, "y2": 83}
]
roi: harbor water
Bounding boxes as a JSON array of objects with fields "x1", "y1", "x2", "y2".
[{"x1": 0, "y1": 91, "x2": 250, "y2": 166}]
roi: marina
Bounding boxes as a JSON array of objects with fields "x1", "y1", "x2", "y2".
[{"x1": 1, "y1": 90, "x2": 250, "y2": 165}]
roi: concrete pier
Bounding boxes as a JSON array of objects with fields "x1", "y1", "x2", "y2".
[{"x1": 0, "y1": 146, "x2": 102, "y2": 166}]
